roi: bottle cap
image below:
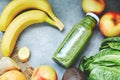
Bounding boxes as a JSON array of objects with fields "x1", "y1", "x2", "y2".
[{"x1": 86, "y1": 13, "x2": 99, "y2": 24}]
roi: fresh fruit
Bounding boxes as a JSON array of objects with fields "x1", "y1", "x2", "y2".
[
  {"x1": 0, "y1": 70, "x2": 26, "y2": 80},
  {"x1": 82, "y1": 0, "x2": 105, "y2": 14},
  {"x1": 1, "y1": 10, "x2": 61, "y2": 57},
  {"x1": 62, "y1": 67, "x2": 87, "y2": 80},
  {"x1": 18, "y1": 47, "x2": 30, "y2": 63},
  {"x1": 31, "y1": 65, "x2": 58, "y2": 80},
  {"x1": 0, "y1": 0, "x2": 64, "y2": 31},
  {"x1": 99, "y1": 12, "x2": 120, "y2": 37},
  {"x1": 0, "y1": 57, "x2": 20, "y2": 75}
]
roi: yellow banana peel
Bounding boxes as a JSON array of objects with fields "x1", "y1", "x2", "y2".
[
  {"x1": 1, "y1": 10, "x2": 61, "y2": 57},
  {"x1": 0, "y1": 0, "x2": 64, "y2": 31}
]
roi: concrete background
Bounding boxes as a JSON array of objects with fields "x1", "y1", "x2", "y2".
[{"x1": 0, "y1": 0, "x2": 120, "y2": 80}]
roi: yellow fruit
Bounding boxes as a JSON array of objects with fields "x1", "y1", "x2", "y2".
[
  {"x1": 1, "y1": 10, "x2": 60, "y2": 57},
  {"x1": 0, "y1": 0, "x2": 64, "y2": 31},
  {"x1": 0, "y1": 70, "x2": 26, "y2": 80}
]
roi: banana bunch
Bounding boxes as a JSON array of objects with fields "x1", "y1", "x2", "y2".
[{"x1": 0, "y1": 0, "x2": 64, "y2": 57}]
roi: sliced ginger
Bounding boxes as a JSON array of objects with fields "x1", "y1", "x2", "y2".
[{"x1": 18, "y1": 47, "x2": 30, "y2": 63}]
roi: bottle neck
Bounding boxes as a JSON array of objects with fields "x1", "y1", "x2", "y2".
[{"x1": 81, "y1": 15, "x2": 97, "y2": 30}]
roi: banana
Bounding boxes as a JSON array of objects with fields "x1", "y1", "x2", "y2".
[
  {"x1": 1, "y1": 10, "x2": 61, "y2": 57},
  {"x1": 0, "y1": 0, "x2": 64, "y2": 31}
]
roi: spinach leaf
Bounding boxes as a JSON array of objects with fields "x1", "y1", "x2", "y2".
[
  {"x1": 99, "y1": 45, "x2": 110, "y2": 50},
  {"x1": 89, "y1": 66, "x2": 120, "y2": 80},
  {"x1": 100, "y1": 36, "x2": 120, "y2": 50},
  {"x1": 108, "y1": 42, "x2": 120, "y2": 50},
  {"x1": 79, "y1": 49, "x2": 120, "y2": 72},
  {"x1": 93, "y1": 49, "x2": 120, "y2": 59},
  {"x1": 100, "y1": 42, "x2": 120, "y2": 50},
  {"x1": 80, "y1": 56, "x2": 95, "y2": 72},
  {"x1": 79, "y1": 36, "x2": 120, "y2": 80},
  {"x1": 101, "y1": 36, "x2": 120, "y2": 46},
  {"x1": 93, "y1": 54, "x2": 120, "y2": 65}
]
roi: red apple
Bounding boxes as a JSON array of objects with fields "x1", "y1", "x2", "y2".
[
  {"x1": 82, "y1": 0, "x2": 105, "y2": 14},
  {"x1": 31, "y1": 65, "x2": 58, "y2": 80},
  {"x1": 99, "y1": 12, "x2": 120, "y2": 37}
]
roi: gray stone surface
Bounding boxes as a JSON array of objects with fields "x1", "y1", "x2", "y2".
[{"x1": 0, "y1": 0, "x2": 120, "y2": 80}]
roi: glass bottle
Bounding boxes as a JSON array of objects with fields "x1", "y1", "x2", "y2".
[{"x1": 52, "y1": 13, "x2": 99, "y2": 68}]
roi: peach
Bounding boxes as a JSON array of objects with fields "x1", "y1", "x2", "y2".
[
  {"x1": 31, "y1": 65, "x2": 58, "y2": 80},
  {"x1": 0, "y1": 70, "x2": 26, "y2": 80},
  {"x1": 99, "y1": 12, "x2": 120, "y2": 37},
  {"x1": 82, "y1": 0, "x2": 105, "y2": 14}
]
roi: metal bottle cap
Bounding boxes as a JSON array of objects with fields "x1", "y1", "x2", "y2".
[{"x1": 86, "y1": 13, "x2": 99, "y2": 24}]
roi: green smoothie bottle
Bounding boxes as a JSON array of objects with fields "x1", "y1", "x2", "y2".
[{"x1": 52, "y1": 13, "x2": 99, "y2": 68}]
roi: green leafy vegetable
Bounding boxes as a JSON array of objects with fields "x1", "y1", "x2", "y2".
[
  {"x1": 89, "y1": 66, "x2": 120, "y2": 80},
  {"x1": 79, "y1": 36, "x2": 120, "y2": 80},
  {"x1": 101, "y1": 36, "x2": 120, "y2": 46},
  {"x1": 100, "y1": 36, "x2": 120, "y2": 50},
  {"x1": 80, "y1": 49, "x2": 120, "y2": 71},
  {"x1": 108, "y1": 42, "x2": 120, "y2": 50}
]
